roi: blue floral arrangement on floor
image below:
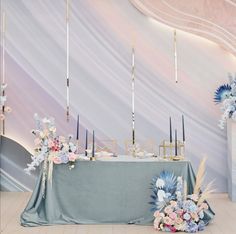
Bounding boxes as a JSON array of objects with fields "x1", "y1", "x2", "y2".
[{"x1": 150, "y1": 159, "x2": 214, "y2": 232}]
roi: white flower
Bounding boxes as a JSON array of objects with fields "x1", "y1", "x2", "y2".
[
  {"x1": 176, "y1": 191, "x2": 182, "y2": 198},
  {"x1": 156, "y1": 178, "x2": 165, "y2": 188},
  {"x1": 42, "y1": 118, "x2": 50, "y2": 124},
  {"x1": 157, "y1": 189, "x2": 166, "y2": 202},
  {"x1": 232, "y1": 111, "x2": 236, "y2": 121},
  {"x1": 0, "y1": 83, "x2": 7, "y2": 91},
  {"x1": 0, "y1": 96, "x2": 7, "y2": 106}
]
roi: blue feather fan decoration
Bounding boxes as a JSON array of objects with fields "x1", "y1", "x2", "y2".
[
  {"x1": 149, "y1": 171, "x2": 177, "y2": 212},
  {"x1": 214, "y1": 84, "x2": 231, "y2": 103}
]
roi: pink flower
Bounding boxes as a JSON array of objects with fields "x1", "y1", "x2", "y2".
[
  {"x1": 168, "y1": 225, "x2": 177, "y2": 232},
  {"x1": 200, "y1": 203, "x2": 209, "y2": 210},
  {"x1": 164, "y1": 206, "x2": 173, "y2": 214},
  {"x1": 163, "y1": 217, "x2": 174, "y2": 225},
  {"x1": 191, "y1": 212, "x2": 199, "y2": 222},
  {"x1": 69, "y1": 153, "x2": 77, "y2": 162},
  {"x1": 154, "y1": 217, "x2": 161, "y2": 229},
  {"x1": 169, "y1": 212, "x2": 177, "y2": 220},
  {"x1": 175, "y1": 217, "x2": 183, "y2": 225},
  {"x1": 170, "y1": 201, "x2": 177, "y2": 207},
  {"x1": 52, "y1": 157, "x2": 62, "y2": 164},
  {"x1": 176, "y1": 209, "x2": 184, "y2": 216}
]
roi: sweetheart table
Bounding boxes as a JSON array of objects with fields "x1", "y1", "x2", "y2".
[{"x1": 20, "y1": 158, "x2": 214, "y2": 227}]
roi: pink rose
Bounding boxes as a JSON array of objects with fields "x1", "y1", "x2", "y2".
[
  {"x1": 69, "y1": 153, "x2": 77, "y2": 162},
  {"x1": 164, "y1": 206, "x2": 173, "y2": 214},
  {"x1": 169, "y1": 212, "x2": 177, "y2": 220},
  {"x1": 163, "y1": 216, "x2": 174, "y2": 225},
  {"x1": 175, "y1": 217, "x2": 183, "y2": 225},
  {"x1": 176, "y1": 209, "x2": 184, "y2": 216},
  {"x1": 52, "y1": 157, "x2": 62, "y2": 164}
]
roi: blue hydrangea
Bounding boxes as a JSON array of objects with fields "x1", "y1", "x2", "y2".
[
  {"x1": 186, "y1": 221, "x2": 199, "y2": 233},
  {"x1": 60, "y1": 154, "x2": 69, "y2": 164},
  {"x1": 183, "y1": 200, "x2": 198, "y2": 213},
  {"x1": 198, "y1": 220, "x2": 206, "y2": 231}
]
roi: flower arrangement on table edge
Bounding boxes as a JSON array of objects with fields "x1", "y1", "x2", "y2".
[
  {"x1": 214, "y1": 73, "x2": 236, "y2": 129},
  {"x1": 150, "y1": 158, "x2": 215, "y2": 233},
  {"x1": 24, "y1": 113, "x2": 78, "y2": 176},
  {"x1": 0, "y1": 83, "x2": 12, "y2": 121}
]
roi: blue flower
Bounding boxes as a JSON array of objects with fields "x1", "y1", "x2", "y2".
[
  {"x1": 186, "y1": 221, "x2": 199, "y2": 233},
  {"x1": 198, "y1": 220, "x2": 205, "y2": 231},
  {"x1": 60, "y1": 154, "x2": 69, "y2": 164},
  {"x1": 214, "y1": 84, "x2": 231, "y2": 103},
  {"x1": 183, "y1": 200, "x2": 198, "y2": 213},
  {"x1": 183, "y1": 213, "x2": 191, "y2": 221}
]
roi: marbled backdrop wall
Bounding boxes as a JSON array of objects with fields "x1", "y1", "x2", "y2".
[{"x1": 1, "y1": 0, "x2": 236, "y2": 192}]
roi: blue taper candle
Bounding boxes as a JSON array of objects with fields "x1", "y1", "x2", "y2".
[
  {"x1": 169, "y1": 117, "x2": 172, "y2": 143},
  {"x1": 92, "y1": 130, "x2": 95, "y2": 157},
  {"x1": 85, "y1": 129, "x2": 88, "y2": 156},
  {"x1": 182, "y1": 115, "x2": 185, "y2": 142},
  {"x1": 175, "y1": 129, "x2": 178, "y2": 156},
  {"x1": 76, "y1": 114, "x2": 79, "y2": 140}
]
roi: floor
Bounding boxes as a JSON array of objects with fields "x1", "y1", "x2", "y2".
[{"x1": 0, "y1": 192, "x2": 236, "y2": 234}]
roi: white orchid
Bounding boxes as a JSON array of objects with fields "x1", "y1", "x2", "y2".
[
  {"x1": 157, "y1": 189, "x2": 166, "y2": 202},
  {"x1": 156, "y1": 178, "x2": 165, "y2": 188}
]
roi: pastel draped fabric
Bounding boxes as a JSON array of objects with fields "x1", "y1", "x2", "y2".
[{"x1": 20, "y1": 160, "x2": 214, "y2": 226}]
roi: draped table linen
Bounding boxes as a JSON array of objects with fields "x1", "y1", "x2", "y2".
[{"x1": 21, "y1": 158, "x2": 214, "y2": 226}]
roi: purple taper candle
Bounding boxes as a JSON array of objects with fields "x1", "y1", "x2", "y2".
[
  {"x1": 92, "y1": 130, "x2": 95, "y2": 157},
  {"x1": 76, "y1": 114, "x2": 79, "y2": 140},
  {"x1": 182, "y1": 115, "x2": 185, "y2": 142},
  {"x1": 169, "y1": 117, "x2": 172, "y2": 143},
  {"x1": 85, "y1": 129, "x2": 88, "y2": 156},
  {"x1": 175, "y1": 129, "x2": 178, "y2": 156}
]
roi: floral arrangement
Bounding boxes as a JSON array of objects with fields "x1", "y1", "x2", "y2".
[
  {"x1": 0, "y1": 83, "x2": 12, "y2": 121},
  {"x1": 24, "y1": 113, "x2": 78, "y2": 175},
  {"x1": 150, "y1": 159, "x2": 214, "y2": 232},
  {"x1": 214, "y1": 73, "x2": 236, "y2": 129}
]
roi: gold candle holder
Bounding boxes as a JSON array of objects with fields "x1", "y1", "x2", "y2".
[
  {"x1": 90, "y1": 156, "x2": 96, "y2": 161},
  {"x1": 159, "y1": 140, "x2": 185, "y2": 160}
]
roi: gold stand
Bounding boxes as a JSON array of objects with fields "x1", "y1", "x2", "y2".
[
  {"x1": 90, "y1": 156, "x2": 96, "y2": 161},
  {"x1": 159, "y1": 140, "x2": 185, "y2": 160}
]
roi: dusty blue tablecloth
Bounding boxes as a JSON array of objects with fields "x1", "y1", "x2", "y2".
[{"x1": 20, "y1": 160, "x2": 214, "y2": 226}]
